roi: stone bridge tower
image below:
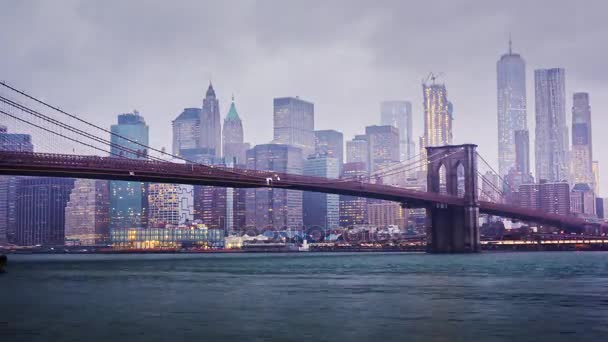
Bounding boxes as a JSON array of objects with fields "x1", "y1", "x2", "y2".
[{"x1": 426, "y1": 144, "x2": 480, "y2": 253}]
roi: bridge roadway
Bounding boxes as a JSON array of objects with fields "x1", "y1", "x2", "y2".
[{"x1": 0, "y1": 151, "x2": 597, "y2": 231}]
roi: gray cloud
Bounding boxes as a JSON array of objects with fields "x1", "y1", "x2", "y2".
[{"x1": 1, "y1": 0, "x2": 607, "y2": 193}]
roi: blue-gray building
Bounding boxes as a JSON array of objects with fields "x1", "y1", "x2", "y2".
[
  {"x1": 109, "y1": 111, "x2": 149, "y2": 228},
  {"x1": 303, "y1": 154, "x2": 339, "y2": 230},
  {"x1": 273, "y1": 97, "x2": 315, "y2": 158},
  {"x1": 0, "y1": 125, "x2": 34, "y2": 244},
  {"x1": 380, "y1": 101, "x2": 414, "y2": 161}
]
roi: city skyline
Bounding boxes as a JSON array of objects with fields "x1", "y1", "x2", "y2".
[{"x1": 1, "y1": 1, "x2": 608, "y2": 194}]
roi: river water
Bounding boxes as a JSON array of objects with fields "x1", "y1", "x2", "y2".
[{"x1": 1, "y1": 252, "x2": 608, "y2": 341}]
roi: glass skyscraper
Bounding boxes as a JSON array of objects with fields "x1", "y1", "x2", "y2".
[
  {"x1": 64, "y1": 179, "x2": 110, "y2": 245},
  {"x1": 200, "y1": 83, "x2": 221, "y2": 157},
  {"x1": 0, "y1": 125, "x2": 34, "y2": 244},
  {"x1": 534, "y1": 68, "x2": 569, "y2": 183},
  {"x1": 314, "y1": 129, "x2": 343, "y2": 174},
  {"x1": 109, "y1": 111, "x2": 149, "y2": 228},
  {"x1": 497, "y1": 40, "x2": 527, "y2": 177},
  {"x1": 380, "y1": 101, "x2": 415, "y2": 161},
  {"x1": 172, "y1": 107, "x2": 201, "y2": 156},
  {"x1": 571, "y1": 92, "x2": 593, "y2": 187},
  {"x1": 420, "y1": 81, "x2": 453, "y2": 169},
  {"x1": 273, "y1": 97, "x2": 315, "y2": 158},
  {"x1": 365, "y1": 125, "x2": 400, "y2": 173},
  {"x1": 303, "y1": 154, "x2": 339, "y2": 229}
]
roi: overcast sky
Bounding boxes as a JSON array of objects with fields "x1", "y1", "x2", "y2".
[{"x1": 1, "y1": 0, "x2": 607, "y2": 194}]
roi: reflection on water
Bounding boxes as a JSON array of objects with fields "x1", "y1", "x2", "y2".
[{"x1": 2, "y1": 252, "x2": 608, "y2": 342}]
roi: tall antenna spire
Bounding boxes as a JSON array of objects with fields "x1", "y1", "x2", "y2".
[{"x1": 508, "y1": 33, "x2": 512, "y2": 54}]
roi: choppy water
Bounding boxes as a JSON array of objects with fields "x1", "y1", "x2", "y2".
[{"x1": 2, "y1": 252, "x2": 608, "y2": 341}]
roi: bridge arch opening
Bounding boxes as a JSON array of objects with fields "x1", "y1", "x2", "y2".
[{"x1": 456, "y1": 162, "x2": 465, "y2": 198}]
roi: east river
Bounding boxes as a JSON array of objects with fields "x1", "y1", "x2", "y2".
[{"x1": 1, "y1": 252, "x2": 608, "y2": 341}]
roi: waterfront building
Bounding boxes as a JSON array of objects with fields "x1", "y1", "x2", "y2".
[
  {"x1": 64, "y1": 179, "x2": 110, "y2": 245},
  {"x1": 109, "y1": 223, "x2": 223, "y2": 249},
  {"x1": 314, "y1": 129, "x2": 343, "y2": 174},
  {"x1": 367, "y1": 202, "x2": 407, "y2": 229},
  {"x1": 365, "y1": 125, "x2": 400, "y2": 172},
  {"x1": 303, "y1": 154, "x2": 339, "y2": 230},
  {"x1": 109, "y1": 111, "x2": 149, "y2": 228},
  {"x1": 339, "y1": 162, "x2": 368, "y2": 227},
  {"x1": 534, "y1": 68, "x2": 568, "y2": 182},
  {"x1": 148, "y1": 182, "x2": 194, "y2": 227},
  {"x1": 497, "y1": 40, "x2": 527, "y2": 177},
  {"x1": 381, "y1": 101, "x2": 415, "y2": 161},
  {"x1": 245, "y1": 144, "x2": 303, "y2": 230},
  {"x1": 172, "y1": 108, "x2": 201, "y2": 156},
  {"x1": 199, "y1": 83, "x2": 222, "y2": 157},
  {"x1": 15, "y1": 177, "x2": 74, "y2": 246},
  {"x1": 273, "y1": 97, "x2": 315, "y2": 158},
  {"x1": 0, "y1": 126, "x2": 33, "y2": 244}
]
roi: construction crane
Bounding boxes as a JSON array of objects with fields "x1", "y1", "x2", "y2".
[{"x1": 422, "y1": 72, "x2": 444, "y2": 85}]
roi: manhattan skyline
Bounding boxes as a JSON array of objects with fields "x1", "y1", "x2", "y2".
[{"x1": 1, "y1": 1, "x2": 607, "y2": 194}]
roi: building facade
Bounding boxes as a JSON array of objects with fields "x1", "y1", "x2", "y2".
[
  {"x1": 380, "y1": 101, "x2": 415, "y2": 161},
  {"x1": 273, "y1": 97, "x2": 315, "y2": 158},
  {"x1": 172, "y1": 108, "x2": 201, "y2": 156},
  {"x1": 346, "y1": 135, "x2": 369, "y2": 170},
  {"x1": 222, "y1": 96, "x2": 249, "y2": 164},
  {"x1": 339, "y1": 162, "x2": 368, "y2": 227},
  {"x1": 64, "y1": 179, "x2": 110, "y2": 245},
  {"x1": 570, "y1": 183, "x2": 595, "y2": 218},
  {"x1": 314, "y1": 130, "x2": 343, "y2": 174},
  {"x1": 570, "y1": 92, "x2": 594, "y2": 188},
  {"x1": 534, "y1": 68, "x2": 569, "y2": 182},
  {"x1": 0, "y1": 126, "x2": 34, "y2": 244},
  {"x1": 497, "y1": 41, "x2": 527, "y2": 177},
  {"x1": 421, "y1": 82, "x2": 453, "y2": 168},
  {"x1": 148, "y1": 183, "x2": 194, "y2": 227},
  {"x1": 200, "y1": 83, "x2": 222, "y2": 157},
  {"x1": 15, "y1": 177, "x2": 74, "y2": 246},
  {"x1": 365, "y1": 125, "x2": 400, "y2": 173},
  {"x1": 110, "y1": 111, "x2": 149, "y2": 228},
  {"x1": 246, "y1": 144, "x2": 303, "y2": 230},
  {"x1": 519, "y1": 181, "x2": 570, "y2": 217},
  {"x1": 303, "y1": 154, "x2": 340, "y2": 230}
]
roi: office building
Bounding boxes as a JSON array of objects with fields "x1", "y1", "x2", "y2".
[
  {"x1": 367, "y1": 202, "x2": 407, "y2": 229},
  {"x1": 273, "y1": 97, "x2": 315, "y2": 158},
  {"x1": 245, "y1": 144, "x2": 303, "y2": 230},
  {"x1": 64, "y1": 179, "x2": 110, "y2": 245},
  {"x1": 519, "y1": 181, "x2": 570, "y2": 216},
  {"x1": 148, "y1": 183, "x2": 194, "y2": 227},
  {"x1": 420, "y1": 81, "x2": 453, "y2": 168},
  {"x1": 570, "y1": 183, "x2": 595, "y2": 217},
  {"x1": 593, "y1": 161, "x2": 600, "y2": 195},
  {"x1": 15, "y1": 177, "x2": 74, "y2": 246},
  {"x1": 534, "y1": 68, "x2": 568, "y2": 182},
  {"x1": 303, "y1": 154, "x2": 339, "y2": 229},
  {"x1": 172, "y1": 108, "x2": 201, "y2": 156},
  {"x1": 346, "y1": 135, "x2": 369, "y2": 170},
  {"x1": 200, "y1": 83, "x2": 222, "y2": 157},
  {"x1": 381, "y1": 101, "x2": 415, "y2": 161},
  {"x1": 514, "y1": 130, "x2": 530, "y2": 176},
  {"x1": 223, "y1": 96, "x2": 250, "y2": 164},
  {"x1": 497, "y1": 40, "x2": 527, "y2": 177},
  {"x1": 314, "y1": 129, "x2": 343, "y2": 173},
  {"x1": 571, "y1": 93, "x2": 593, "y2": 188},
  {"x1": 110, "y1": 111, "x2": 149, "y2": 228},
  {"x1": 0, "y1": 126, "x2": 33, "y2": 244},
  {"x1": 365, "y1": 125, "x2": 400, "y2": 172},
  {"x1": 339, "y1": 162, "x2": 368, "y2": 227}
]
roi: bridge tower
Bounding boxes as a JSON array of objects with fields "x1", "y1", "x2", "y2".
[{"x1": 426, "y1": 144, "x2": 480, "y2": 253}]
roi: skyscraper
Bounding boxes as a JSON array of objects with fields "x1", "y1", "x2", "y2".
[
  {"x1": 534, "y1": 68, "x2": 568, "y2": 183},
  {"x1": 380, "y1": 101, "x2": 415, "y2": 161},
  {"x1": 365, "y1": 125, "x2": 400, "y2": 172},
  {"x1": 273, "y1": 97, "x2": 315, "y2": 158},
  {"x1": 64, "y1": 179, "x2": 110, "y2": 245},
  {"x1": 570, "y1": 183, "x2": 595, "y2": 218},
  {"x1": 15, "y1": 177, "x2": 74, "y2": 246},
  {"x1": 109, "y1": 111, "x2": 149, "y2": 228},
  {"x1": 514, "y1": 130, "x2": 530, "y2": 176},
  {"x1": 314, "y1": 130, "x2": 343, "y2": 173},
  {"x1": 420, "y1": 80, "x2": 453, "y2": 167},
  {"x1": 571, "y1": 93, "x2": 593, "y2": 187},
  {"x1": 339, "y1": 162, "x2": 368, "y2": 227},
  {"x1": 346, "y1": 135, "x2": 369, "y2": 169},
  {"x1": 172, "y1": 108, "x2": 201, "y2": 156},
  {"x1": 222, "y1": 96, "x2": 249, "y2": 164},
  {"x1": 497, "y1": 40, "x2": 527, "y2": 177},
  {"x1": 245, "y1": 144, "x2": 303, "y2": 230},
  {"x1": 593, "y1": 161, "x2": 600, "y2": 195},
  {"x1": 303, "y1": 154, "x2": 340, "y2": 229},
  {"x1": 200, "y1": 83, "x2": 222, "y2": 157},
  {"x1": 0, "y1": 126, "x2": 33, "y2": 244}
]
